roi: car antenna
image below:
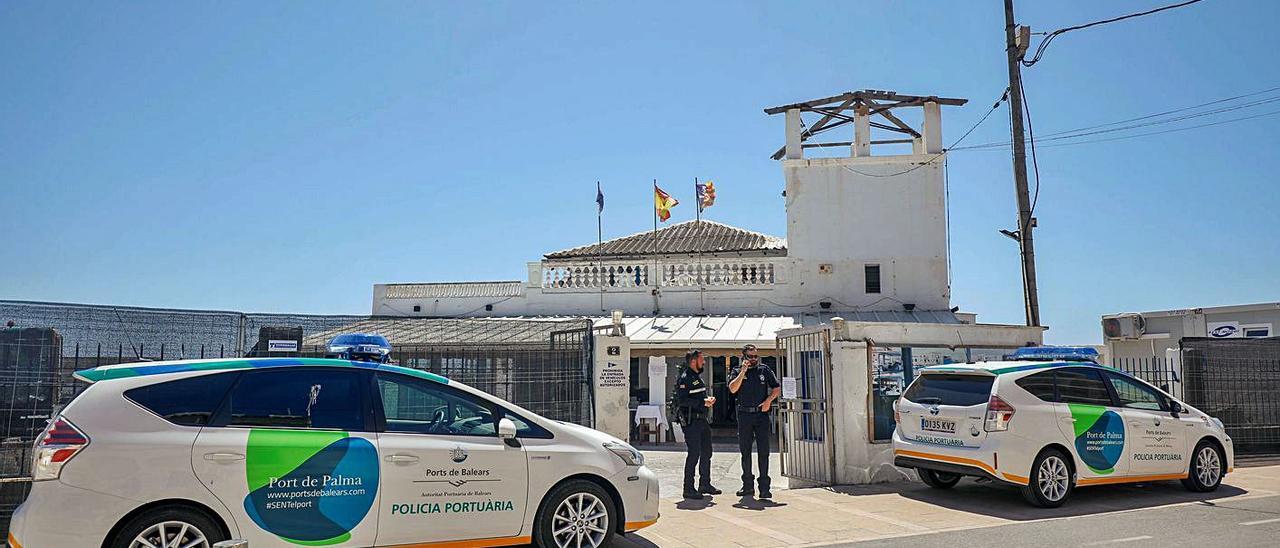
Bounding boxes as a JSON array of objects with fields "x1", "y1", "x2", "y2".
[{"x1": 111, "y1": 306, "x2": 144, "y2": 361}]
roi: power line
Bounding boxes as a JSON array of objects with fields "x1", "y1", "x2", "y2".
[
  {"x1": 1023, "y1": 0, "x2": 1206, "y2": 67},
  {"x1": 1021, "y1": 78, "x2": 1041, "y2": 220},
  {"x1": 961, "y1": 107, "x2": 1280, "y2": 151},
  {"x1": 955, "y1": 87, "x2": 1280, "y2": 150}
]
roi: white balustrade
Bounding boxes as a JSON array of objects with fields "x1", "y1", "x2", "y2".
[{"x1": 541, "y1": 259, "x2": 778, "y2": 290}]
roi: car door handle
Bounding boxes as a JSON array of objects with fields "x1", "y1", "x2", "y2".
[
  {"x1": 203, "y1": 452, "x2": 246, "y2": 463},
  {"x1": 1060, "y1": 417, "x2": 1076, "y2": 423},
  {"x1": 385, "y1": 454, "x2": 420, "y2": 463}
]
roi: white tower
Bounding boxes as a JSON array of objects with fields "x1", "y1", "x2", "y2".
[{"x1": 765, "y1": 90, "x2": 967, "y2": 313}]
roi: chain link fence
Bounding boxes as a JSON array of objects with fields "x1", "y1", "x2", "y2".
[
  {"x1": 0, "y1": 299, "x2": 595, "y2": 536},
  {"x1": 1181, "y1": 337, "x2": 1280, "y2": 454}
]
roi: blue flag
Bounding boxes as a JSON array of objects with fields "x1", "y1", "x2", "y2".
[{"x1": 596, "y1": 182, "x2": 604, "y2": 214}]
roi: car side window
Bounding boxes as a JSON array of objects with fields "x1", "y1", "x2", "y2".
[
  {"x1": 376, "y1": 372, "x2": 497, "y2": 437},
  {"x1": 1015, "y1": 371, "x2": 1057, "y2": 402},
  {"x1": 503, "y1": 410, "x2": 553, "y2": 439},
  {"x1": 220, "y1": 368, "x2": 367, "y2": 431},
  {"x1": 1054, "y1": 368, "x2": 1114, "y2": 406},
  {"x1": 125, "y1": 372, "x2": 239, "y2": 426},
  {"x1": 1105, "y1": 372, "x2": 1168, "y2": 411}
]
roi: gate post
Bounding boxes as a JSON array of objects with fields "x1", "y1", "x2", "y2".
[{"x1": 591, "y1": 334, "x2": 630, "y2": 440}]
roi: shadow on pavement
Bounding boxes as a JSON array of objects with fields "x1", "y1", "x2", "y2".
[
  {"x1": 731, "y1": 496, "x2": 787, "y2": 511},
  {"x1": 673, "y1": 497, "x2": 717, "y2": 511},
  {"x1": 826, "y1": 477, "x2": 1249, "y2": 521}
]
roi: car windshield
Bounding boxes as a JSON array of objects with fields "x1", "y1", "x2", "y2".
[{"x1": 903, "y1": 374, "x2": 994, "y2": 406}]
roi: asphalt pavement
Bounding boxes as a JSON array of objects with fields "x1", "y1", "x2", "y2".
[{"x1": 839, "y1": 493, "x2": 1280, "y2": 547}]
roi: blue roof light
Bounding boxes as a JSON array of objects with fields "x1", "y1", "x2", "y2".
[{"x1": 1011, "y1": 346, "x2": 1100, "y2": 363}]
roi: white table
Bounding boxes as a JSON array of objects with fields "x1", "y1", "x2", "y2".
[{"x1": 634, "y1": 404, "x2": 668, "y2": 443}]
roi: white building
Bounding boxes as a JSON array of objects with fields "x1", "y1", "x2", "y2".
[
  {"x1": 1103, "y1": 301, "x2": 1279, "y2": 360},
  {"x1": 370, "y1": 90, "x2": 1044, "y2": 446}
]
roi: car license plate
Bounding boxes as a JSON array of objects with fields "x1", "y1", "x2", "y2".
[{"x1": 920, "y1": 417, "x2": 956, "y2": 434}]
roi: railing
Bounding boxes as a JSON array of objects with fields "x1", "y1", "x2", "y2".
[{"x1": 540, "y1": 258, "x2": 782, "y2": 290}]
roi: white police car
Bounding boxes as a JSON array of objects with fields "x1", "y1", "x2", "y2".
[
  {"x1": 892, "y1": 347, "x2": 1233, "y2": 507},
  {"x1": 9, "y1": 358, "x2": 658, "y2": 547}
]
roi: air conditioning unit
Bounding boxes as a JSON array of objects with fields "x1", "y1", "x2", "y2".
[{"x1": 1102, "y1": 314, "x2": 1146, "y2": 340}]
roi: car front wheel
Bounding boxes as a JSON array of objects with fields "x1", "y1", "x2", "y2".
[
  {"x1": 918, "y1": 469, "x2": 962, "y2": 489},
  {"x1": 535, "y1": 479, "x2": 617, "y2": 548},
  {"x1": 110, "y1": 506, "x2": 227, "y2": 548},
  {"x1": 1182, "y1": 441, "x2": 1225, "y2": 492},
  {"x1": 1021, "y1": 449, "x2": 1073, "y2": 508}
]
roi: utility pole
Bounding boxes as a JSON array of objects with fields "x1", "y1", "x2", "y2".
[{"x1": 1003, "y1": 0, "x2": 1041, "y2": 327}]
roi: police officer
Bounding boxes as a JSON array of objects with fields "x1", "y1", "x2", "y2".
[
  {"x1": 674, "y1": 349, "x2": 720, "y2": 499},
  {"x1": 727, "y1": 344, "x2": 781, "y2": 499}
]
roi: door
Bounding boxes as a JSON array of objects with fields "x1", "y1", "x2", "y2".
[
  {"x1": 1053, "y1": 367, "x2": 1130, "y2": 480},
  {"x1": 371, "y1": 371, "x2": 529, "y2": 546},
  {"x1": 192, "y1": 367, "x2": 380, "y2": 547},
  {"x1": 1104, "y1": 371, "x2": 1187, "y2": 475}
]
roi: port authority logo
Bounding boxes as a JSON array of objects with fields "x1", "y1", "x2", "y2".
[
  {"x1": 450, "y1": 446, "x2": 468, "y2": 463},
  {"x1": 1210, "y1": 325, "x2": 1238, "y2": 338}
]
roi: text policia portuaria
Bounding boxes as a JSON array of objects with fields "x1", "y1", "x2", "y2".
[{"x1": 392, "y1": 500, "x2": 516, "y2": 515}]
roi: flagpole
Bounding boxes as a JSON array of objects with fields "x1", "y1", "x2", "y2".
[
  {"x1": 695, "y1": 177, "x2": 705, "y2": 313},
  {"x1": 652, "y1": 179, "x2": 660, "y2": 313},
  {"x1": 597, "y1": 181, "x2": 604, "y2": 313}
]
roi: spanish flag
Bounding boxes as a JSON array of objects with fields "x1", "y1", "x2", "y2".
[{"x1": 655, "y1": 185, "x2": 679, "y2": 222}]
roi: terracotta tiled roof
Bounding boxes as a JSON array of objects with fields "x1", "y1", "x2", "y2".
[{"x1": 544, "y1": 220, "x2": 786, "y2": 260}]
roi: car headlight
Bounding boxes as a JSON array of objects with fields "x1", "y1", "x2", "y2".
[
  {"x1": 604, "y1": 441, "x2": 644, "y2": 466},
  {"x1": 1211, "y1": 417, "x2": 1225, "y2": 431}
]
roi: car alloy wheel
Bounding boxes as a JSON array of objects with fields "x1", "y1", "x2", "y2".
[
  {"x1": 552, "y1": 492, "x2": 609, "y2": 548},
  {"x1": 130, "y1": 520, "x2": 210, "y2": 548},
  {"x1": 1196, "y1": 445, "x2": 1222, "y2": 487},
  {"x1": 1037, "y1": 455, "x2": 1070, "y2": 502}
]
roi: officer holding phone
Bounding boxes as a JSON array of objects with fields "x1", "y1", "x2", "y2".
[{"x1": 727, "y1": 344, "x2": 781, "y2": 499}]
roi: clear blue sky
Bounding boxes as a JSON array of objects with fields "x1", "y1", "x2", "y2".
[{"x1": 2, "y1": 1, "x2": 1277, "y2": 344}]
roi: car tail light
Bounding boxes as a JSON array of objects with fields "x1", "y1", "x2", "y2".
[
  {"x1": 893, "y1": 399, "x2": 901, "y2": 424},
  {"x1": 984, "y1": 395, "x2": 1015, "y2": 432},
  {"x1": 32, "y1": 417, "x2": 89, "y2": 481}
]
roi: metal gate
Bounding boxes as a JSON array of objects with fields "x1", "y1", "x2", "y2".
[{"x1": 776, "y1": 326, "x2": 836, "y2": 486}]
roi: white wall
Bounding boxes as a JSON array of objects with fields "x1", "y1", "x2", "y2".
[
  {"x1": 782, "y1": 155, "x2": 950, "y2": 312},
  {"x1": 592, "y1": 334, "x2": 631, "y2": 440}
]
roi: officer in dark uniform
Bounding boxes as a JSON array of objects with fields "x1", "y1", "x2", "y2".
[
  {"x1": 728, "y1": 344, "x2": 781, "y2": 499},
  {"x1": 674, "y1": 349, "x2": 720, "y2": 499}
]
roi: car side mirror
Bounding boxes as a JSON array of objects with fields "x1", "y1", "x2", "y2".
[
  {"x1": 498, "y1": 418, "x2": 519, "y2": 447},
  {"x1": 1170, "y1": 400, "x2": 1185, "y2": 416}
]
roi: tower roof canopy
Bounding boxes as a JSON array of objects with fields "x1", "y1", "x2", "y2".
[{"x1": 544, "y1": 220, "x2": 786, "y2": 260}]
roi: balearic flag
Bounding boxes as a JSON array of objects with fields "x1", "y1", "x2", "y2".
[
  {"x1": 696, "y1": 180, "x2": 716, "y2": 211},
  {"x1": 654, "y1": 185, "x2": 679, "y2": 222}
]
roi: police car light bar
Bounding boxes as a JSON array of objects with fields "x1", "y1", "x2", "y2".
[{"x1": 1010, "y1": 346, "x2": 1100, "y2": 363}]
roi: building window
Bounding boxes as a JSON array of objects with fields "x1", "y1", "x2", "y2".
[
  {"x1": 1243, "y1": 325, "x2": 1271, "y2": 338},
  {"x1": 865, "y1": 264, "x2": 881, "y2": 294}
]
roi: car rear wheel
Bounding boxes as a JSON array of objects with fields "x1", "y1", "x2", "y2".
[
  {"x1": 1182, "y1": 441, "x2": 1225, "y2": 492},
  {"x1": 534, "y1": 479, "x2": 617, "y2": 548},
  {"x1": 1021, "y1": 449, "x2": 1073, "y2": 508},
  {"x1": 918, "y1": 469, "x2": 962, "y2": 489},
  {"x1": 111, "y1": 506, "x2": 226, "y2": 548}
]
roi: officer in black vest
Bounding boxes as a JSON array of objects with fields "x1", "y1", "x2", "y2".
[
  {"x1": 728, "y1": 344, "x2": 781, "y2": 498},
  {"x1": 673, "y1": 349, "x2": 720, "y2": 499}
]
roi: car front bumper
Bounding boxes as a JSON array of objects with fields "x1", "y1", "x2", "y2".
[{"x1": 613, "y1": 465, "x2": 660, "y2": 533}]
